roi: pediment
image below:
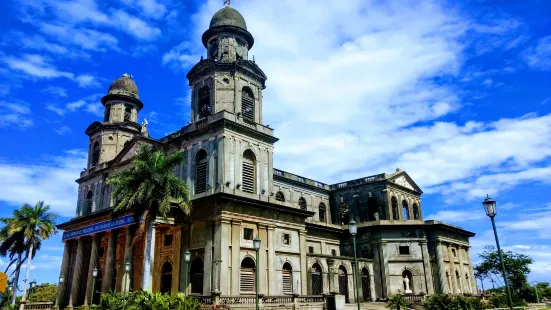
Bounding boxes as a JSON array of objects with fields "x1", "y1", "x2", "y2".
[
  {"x1": 110, "y1": 137, "x2": 158, "y2": 165},
  {"x1": 388, "y1": 172, "x2": 423, "y2": 193}
]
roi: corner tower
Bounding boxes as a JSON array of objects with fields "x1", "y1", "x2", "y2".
[{"x1": 85, "y1": 74, "x2": 144, "y2": 168}]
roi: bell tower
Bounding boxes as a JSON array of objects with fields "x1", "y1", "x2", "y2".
[{"x1": 85, "y1": 74, "x2": 144, "y2": 168}]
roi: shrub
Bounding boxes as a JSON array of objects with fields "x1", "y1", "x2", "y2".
[
  {"x1": 97, "y1": 291, "x2": 200, "y2": 310},
  {"x1": 424, "y1": 294, "x2": 483, "y2": 310},
  {"x1": 386, "y1": 294, "x2": 410, "y2": 309}
]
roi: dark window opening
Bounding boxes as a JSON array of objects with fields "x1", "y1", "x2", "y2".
[
  {"x1": 242, "y1": 150, "x2": 256, "y2": 194},
  {"x1": 160, "y1": 262, "x2": 172, "y2": 294},
  {"x1": 403, "y1": 200, "x2": 410, "y2": 220},
  {"x1": 452, "y1": 248, "x2": 457, "y2": 257},
  {"x1": 361, "y1": 268, "x2": 371, "y2": 301},
  {"x1": 198, "y1": 86, "x2": 211, "y2": 119},
  {"x1": 241, "y1": 87, "x2": 254, "y2": 122},
  {"x1": 391, "y1": 197, "x2": 399, "y2": 220},
  {"x1": 91, "y1": 142, "x2": 100, "y2": 166},
  {"x1": 86, "y1": 190, "x2": 94, "y2": 215},
  {"x1": 164, "y1": 234, "x2": 173, "y2": 247},
  {"x1": 190, "y1": 259, "x2": 204, "y2": 294},
  {"x1": 195, "y1": 150, "x2": 208, "y2": 194},
  {"x1": 124, "y1": 106, "x2": 131, "y2": 122},
  {"x1": 243, "y1": 228, "x2": 254, "y2": 241},
  {"x1": 298, "y1": 197, "x2": 307, "y2": 210},
  {"x1": 308, "y1": 246, "x2": 314, "y2": 254},
  {"x1": 318, "y1": 203, "x2": 326, "y2": 223},
  {"x1": 283, "y1": 233, "x2": 291, "y2": 245},
  {"x1": 311, "y1": 264, "x2": 323, "y2": 295},
  {"x1": 275, "y1": 191, "x2": 285, "y2": 202},
  {"x1": 104, "y1": 105, "x2": 111, "y2": 122},
  {"x1": 399, "y1": 246, "x2": 410, "y2": 255},
  {"x1": 413, "y1": 203, "x2": 420, "y2": 220},
  {"x1": 367, "y1": 198, "x2": 378, "y2": 221},
  {"x1": 331, "y1": 249, "x2": 337, "y2": 256},
  {"x1": 340, "y1": 202, "x2": 349, "y2": 224}
]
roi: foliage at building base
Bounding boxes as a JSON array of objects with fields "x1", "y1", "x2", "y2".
[{"x1": 97, "y1": 291, "x2": 200, "y2": 310}]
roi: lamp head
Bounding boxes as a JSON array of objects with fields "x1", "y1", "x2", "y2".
[
  {"x1": 125, "y1": 261, "x2": 132, "y2": 272},
  {"x1": 253, "y1": 237, "x2": 261, "y2": 251},
  {"x1": 348, "y1": 219, "x2": 357, "y2": 236},
  {"x1": 185, "y1": 250, "x2": 191, "y2": 263},
  {"x1": 59, "y1": 275, "x2": 64, "y2": 284},
  {"x1": 482, "y1": 195, "x2": 497, "y2": 218},
  {"x1": 29, "y1": 280, "x2": 37, "y2": 289},
  {"x1": 92, "y1": 267, "x2": 98, "y2": 278}
]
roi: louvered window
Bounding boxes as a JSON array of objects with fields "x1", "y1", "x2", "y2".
[
  {"x1": 242, "y1": 87, "x2": 254, "y2": 122},
  {"x1": 86, "y1": 190, "x2": 94, "y2": 215},
  {"x1": 240, "y1": 257, "x2": 256, "y2": 293},
  {"x1": 195, "y1": 150, "x2": 208, "y2": 194},
  {"x1": 242, "y1": 150, "x2": 256, "y2": 194},
  {"x1": 282, "y1": 263, "x2": 293, "y2": 294}
]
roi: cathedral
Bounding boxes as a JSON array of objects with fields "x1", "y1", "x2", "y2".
[{"x1": 55, "y1": 4, "x2": 476, "y2": 309}]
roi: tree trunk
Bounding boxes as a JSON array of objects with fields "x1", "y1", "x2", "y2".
[
  {"x1": 141, "y1": 221, "x2": 155, "y2": 291},
  {"x1": 11, "y1": 253, "x2": 21, "y2": 305},
  {"x1": 20, "y1": 243, "x2": 34, "y2": 302}
]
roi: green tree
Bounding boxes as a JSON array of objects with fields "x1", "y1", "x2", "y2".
[
  {"x1": 5, "y1": 202, "x2": 57, "y2": 302},
  {"x1": 27, "y1": 283, "x2": 57, "y2": 303},
  {"x1": 107, "y1": 146, "x2": 191, "y2": 291},
  {"x1": 386, "y1": 294, "x2": 409, "y2": 309},
  {"x1": 474, "y1": 245, "x2": 533, "y2": 297}
]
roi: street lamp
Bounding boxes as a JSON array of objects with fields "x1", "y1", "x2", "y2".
[
  {"x1": 91, "y1": 268, "x2": 98, "y2": 307},
  {"x1": 349, "y1": 220, "x2": 360, "y2": 310},
  {"x1": 124, "y1": 262, "x2": 132, "y2": 292},
  {"x1": 54, "y1": 275, "x2": 64, "y2": 309},
  {"x1": 253, "y1": 237, "x2": 261, "y2": 310},
  {"x1": 483, "y1": 195, "x2": 513, "y2": 310},
  {"x1": 531, "y1": 281, "x2": 540, "y2": 303},
  {"x1": 184, "y1": 250, "x2": 191, "y2": 310}
]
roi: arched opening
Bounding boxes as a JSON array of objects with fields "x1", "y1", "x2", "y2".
[
  {"x1": 240, "y1": 257, "x2": 256, "y2": 293},
  {"x1": 190, "y1": 259, "x2": 204, "y2": 294},
  {"x1": 92, "y1": 269, "x2": 102, "y2": 305},
  {"x1": 311, "y1": 263, "x2": 323, "y2": 295},
  {"x1": 275, "y1": 191, "x2": 285, "y2": 202},
  {"x1": 361, "y1": 268, "x2": 370, "y2": 301},
  {"x1": 298, "y1": 197, "x2": 307, "y2": 210},
  {"x1": 86, "y1": 190, "x2": 94, "y2": 214},
  {"x1": 412, "y1": 203, "x2": 420, "y2": 220},
  {"x1": 91, "y1": 142, "x2": 100, "y2": 166},
  {"x1": 198, "y1": 86, "x2": 211, "y2": 119},
  {"x1": 241, "y1": 87, "x2": 255, "y2": 122},
  {"x1": 465, "y1": 273, "x2": 471, "y2": 293},
  {"x1": 318, "y1": 203, "x2": 326, "y2": 223},
  {"x1": 242, "y1": 150, "x2": 256, "y2": 194},
  {"x1": 104, "y1": 105, "x2": 111, "y2": 122},
  {"x1": 160, "y1": 261, "x2": 172, "y2": 294},
  {"x1": 124, "y1": 106, "x2": 131, "y2": 122},
  {"x1": 455, "y1": 270, "x2": 462, "y2": 293},
  {"x1": 338, "y1": 266, "x2": 349, "y2": 303},
  {"x1": 402, "y1": 200, "x2": 410, "y2": 220},
  {"x1": 367, "y1": 198, "x2": 378, "y2": 221},
  {"x1": 391, "y1": 197, "x2": 399, "y2": 220},
  {"x1": 282, "y1": 262, "x2": 293, "y2": 294},
  {"x1": 340, "y1": 202, "x2": 349, "y2": 225},
  {"x1": 402, "y1": 269, "x2": 413, "y2": 293},
  {"x1": 195, "y1": 149, "x2": 208, "y2": 194}
]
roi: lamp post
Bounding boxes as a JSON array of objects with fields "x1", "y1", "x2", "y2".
[
  {"x1": 531, "y1": 281, "x2": 540, "y2": 303},
  {"x1": 348, "y1": 220, "x2": 360, "y2": 310},
  {"x1": 28, "y1": 280, "x2": 36, "y2": 300},
  {"x1": 91, "y1": 268, "x2": 98, "y2": 307},
  {"x1": 124, "y1": 262, "x2": 131, "y2": 292},
  {"x1": 483, "y1": 195, "x2": 513, "y2": 310},
  {"x1": 54, "y1": 275, "x2": 64, "y2": 309},
  {"x1": 184, "y1": 250, "x2": 191, "y2": 310},
  {"x1": 253, "y1": 237, "x2": 261, "y2": 310}
]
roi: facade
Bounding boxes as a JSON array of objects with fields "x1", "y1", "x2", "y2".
[{"x1": 56, "y1": 5, "x2": 476, "y2": 308}]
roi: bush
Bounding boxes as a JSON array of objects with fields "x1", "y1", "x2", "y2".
[
  {"x1": 97, "y1": 291, "x2": 200, "y2": 310},
  {"x1": 386, "y1": 294, "x2": 410, "y2": 309},
  {"x1": 424, "y1": 294, "x2": 483, "y2": 310}
]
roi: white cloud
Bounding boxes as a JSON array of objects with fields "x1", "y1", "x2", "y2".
[
  {"x1": 425, "y1": 209, "x2": 486, "y2": 223},
  {"x1": 0, "y1": 101, "x2": 33, "y2": 128},
  {"x1": 42, "y1": 86, "x2": 68, "y2": 97},
  {"x1": 38, "y1": 23, "x2": 120, "y2": 53},
  {"x1": 111, "y1": 10, "x2": 161, "y2": 40},
  {"x1": 75, "y1": 74, "x2": 100, "y2": 88},
  {"x1": 523, "y1": 35, "x2": 551, "y2": 70},
  {"x1": 119, "y1": 0, "x2": 167, "y2": 19},
  {"x1": 55, "y1": 125, "x2": 72, "y2": 135},
  {"x1": 1, "y1": 54, "x2": 74, "y2": 79},
  {"x1": 0, "y1": 150, "x2": 87, "y2": 217},
  {"x1": 66, "y1": 99, "x2": 87, "y2": 111},
  {"x1": 46, "y1": 93, "x2": 104, "y2": 117},
  {"x1": 46, "y1": 104, "x2": 66, "y2": 116}
]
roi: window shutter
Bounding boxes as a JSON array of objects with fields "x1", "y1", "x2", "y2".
[
  {"x1": 242, "y1": 90, "x2": 254, "y2": 121},
  {"x1": 240, "y1": 268, "x2": 255, "y2": 292},
  {"x1": 195, "y1": 157, "x2": 207, "y2": 194},
  {"x1": 242, "y1": 158, "x2": 255, "y2": 194},
  {"x1": 283, "y1": 269, "x2": 292, "y2": 294}
]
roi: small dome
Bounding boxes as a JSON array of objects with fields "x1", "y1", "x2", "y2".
[
  {"x1": 107, "y1": 74, "x2": 139, "y2": 100},
  {"x1": 209, "y1": 6, "x2": 247, "y2": 30}
]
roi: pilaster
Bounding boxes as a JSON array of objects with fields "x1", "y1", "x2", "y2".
[
  {"x1": 230, "y1": 220, "x2": 242, "y2": 295},
  {"x1": 435, "y1": 241, "x2": 449, "y2": 294},
  {"x1": 102, "y1": 230, "x2": 117, "y2": 292},
  {"x1": 57, "y1": 241, "x2": 72, "y2": 308},
  {"x1": 267, "y1": 225, "x2": 276, "y2": 295},
  {"x1": 219, "y1": 219, "x2": 231, "y2": 294},
  {"x1": 369, "y1": 269, "x2": 376, "y2": 302},
  {"x1": 123, "y1": 228, "x2": 134, "y2": 292},
  {"x1": 68, "y1": 238, "x2": 85, "y2": 307},
  {"x1": 84, "y1": 234, "x2": 100, "y2": 305},
  {"x1": 420, "y1": 241, "x2": 435, "y2": 295},
  {"x1": 299, "y1": 230, "x2": 308, "y2": 295},
  {"x1": 258, "y1": 224, "x2": 268, "y2": 295},
  {"x1": 203, "y1": 220, "x2": 213, "y2": 294},
  {"x1": 381, "y1": 241, "x2": 390, "y2": 298}
]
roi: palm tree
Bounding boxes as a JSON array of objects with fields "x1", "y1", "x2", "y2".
[
  {"x1": 5, "y1": 201, "x2": 57, "y2": 303},
  {"x1": 107, "y1": 146, "x2": 191, "y2": 291}
]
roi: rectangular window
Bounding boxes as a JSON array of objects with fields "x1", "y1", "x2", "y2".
[
  {"x1": 308, "y1": 246, "x2": 314, "y2": 254},
  {"x1": 243, "y1": 228, "x2": 254, "y2": 241},
  {"x1": 240, "y1": 268, "x2": 255, "y2": 292},
  {"x1": 399, "y1": 246, "x2": 410, "y2": 255},
  {"x1": 283, "y1": 233, "x2": 291, "y2": 245},
  {"x1": 164, "y1": 234, "x2": 173, "y2": 247},
  {"x1": 331, "y1": 249, "x2": 337, "y2": 256},
  {"x1": 452, "y1": 248, "x2": 457, "y2": 257}
]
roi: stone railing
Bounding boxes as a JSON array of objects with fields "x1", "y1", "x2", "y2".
[
  {"x1": 295, "y1": 295, "x2": 325, "y2": 303},
  {"x1": 261, "y1": 295, "x2": 293, "y2": 304},
  {"x1": 22, "y1": 302, "x2": 54, "y2": 310},
  {"x1": 403, "y1": 294, "x2": 425, "y2": 303},
  {"x1": 190, "y1": 295, "x2": 213, "y2": 305},
  {"x1": 220, "y1": 295, "x2": 257, "y2": 305}
]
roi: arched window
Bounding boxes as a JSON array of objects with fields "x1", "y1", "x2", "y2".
[
  {"x1": 465, "y1": 273, "x2": 471, "y2": 293},
  {"x1": 311, "y1": 263, "x2": 323, "y2": 295},
  {"x1": 402, "y1": 200, "x2": 410, "y2": 220},
  {"x1": 446, "y1": 271, "x2": 452, "y2": 293},
  {"x1": 91, "y1": 142, "x2": 100, "y2": 166},
  {"x1": 298, "y1": 197, "x2": 307, "y2": 210},
  {"x1": 412, "y1": 203, "x2": 420, "y2": 220},
  {"x1": 391, "y1": 197, "x2": 399, "y2": 220},
  {"x1": 160, "y1": 261, "x2": 172, "y2": 294},
  {"x1": 241, "y1": 87, "x2": 255, "y2": 122},
  {"x1": 86, "y1": 190, "x2": 94, "y2": 215},
  {"x1": 104, "y1": 105, "x2": 111, "y2": 122},
  {"x1": 282, "y1": 262, "x2": 293, "y2": 294},
  {"x1": 124, "y1": 106, "x2": 131, "y2": 122},
  {"x1": 190, "y1": 259, "x2": 204, "y2": 294},
  {"x1": 242, "y1": 150, "x2": 256, "y2": 194},
  {"x1": 318, "y1": 203, "x2": 326, "y2": 223},
  {"x1": 338, "y1": 266, "x2": 349, "y2": 302},
  {"x1": 275, "y1": 191, "x2": 285, "y2": 202},
  {"x1": 455, "y1": 270, "x2": 462, "y2": 293},
  {"x1": 240, "y1": 257, "x2": 256, "y2": 293},
  {"x1": 361, "y1": 268, "x2": 370, "y2": 301},
  {"x1": 367, "y1": 198, "x2": 378, "y2": 221},
  {"x1": 402, "y1": 269, "x2": 413, "y2": 293},
  {"x1": 198, "y1": 86, "x2": 211, "y2": 119},
  {"x1": 340, "y1": 202, "x2": 349, "y2": 225},
  {"x1": 195, "y1": 150, "x2": 208, "y2": 194}
]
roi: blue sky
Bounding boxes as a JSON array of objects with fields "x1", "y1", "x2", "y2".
[{"x1": 0, "y1": 0, "x2": 550, "y2": 289}]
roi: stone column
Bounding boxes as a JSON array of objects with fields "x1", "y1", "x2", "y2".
[
  {"x1": 57, "y1": 241, "x2": 72, "y2": 308},
  {"x1": 435, "y1": 241, "x2": 449, "y2": 294},
  {"x1": 231, "y1": 220, "x2": 242, "y2": 295},
  {"x1": 123, "y1": 228, "x2": 134, "y2": 292},
  {"x1": 299, "y1": 230, "x2": 308, "y2": 295},
  {"x1": 369, "y1": 265, "x2": 376, "y2": 302},
  {"x1": 258, "y1": 224, "x2": 268, "y2": 295},
  {"x1": 420, "y1": 241, "x2": 435, "y2": 295},
  {"x1": 381, "y1": 241, "x2": 391, "y2": 298},
  {"x1": 142, "y1": 223, "x2": 156, "y2": 291},
  {"x1": 68, "y1": 238, "x2": 85, "y2": 307},
  {"x1": 203, "y1": 220, "x2": 213, "y2": 295},
  {"x1": 267, "y1": 225, "x2": 276, "y2": 295},
  {"x1": 219, "y1": 219, "x2": 231, "y2": 294},
  {"x1": 102, "y1": 230, "x2": 117, "y2": 292},
  {"x1": 458, "y1": 246, "x2": 466, "y2": 294},
  {"x1": 327, "y1": 259, "x2": 337, "y2": 294},
  {"x1": 84, "y1": 234, "x2": 100, "y2": 305}
]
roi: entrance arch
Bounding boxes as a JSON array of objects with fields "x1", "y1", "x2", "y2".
[
  {"x1": 361, "y1": 268, "x2": 370, "y2": 301},
  {"x1": 160, "y1": 261, "x2": 172, "y2": 294},
  {"x1": 311, "y1": 263, "x2": 323, "y2": 295},
  {"x1": 338, "y1": 266, "x2": 349, "y2": 303}
]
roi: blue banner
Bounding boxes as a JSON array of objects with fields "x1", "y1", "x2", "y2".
[{"x1": 62, "y1": 214, "x2": 137, "y2": 241}]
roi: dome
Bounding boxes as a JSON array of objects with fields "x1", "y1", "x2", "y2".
[
  {"x1": 107, "y1": 74, "x2": 139, "y2": 100},
  {"x1": 209, "y1": 6, "x2": 247, "y2": 30}
]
